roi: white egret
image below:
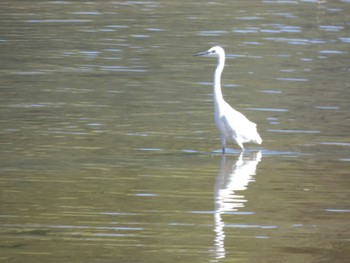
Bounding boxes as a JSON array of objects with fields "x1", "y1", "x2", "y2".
[{"x1": 194, "y1": 46, "x2": 262, "y2": 153}]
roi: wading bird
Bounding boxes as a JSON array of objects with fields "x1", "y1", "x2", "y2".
[{"x1": 194, "y1": 46, "x2": 262, "y2": 153}]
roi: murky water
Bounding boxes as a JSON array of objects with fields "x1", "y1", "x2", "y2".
[{"x1": 1, "y1": 1, "x2": 349, "y2": 262}]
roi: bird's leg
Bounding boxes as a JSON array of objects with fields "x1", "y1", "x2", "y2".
[{"x1": 220, "y1": 135, "x2": 226, "y2": 155}]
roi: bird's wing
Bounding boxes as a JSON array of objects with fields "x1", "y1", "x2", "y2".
[{"x1": 221, "y1": 103, "x2": 261, "y2": 143}]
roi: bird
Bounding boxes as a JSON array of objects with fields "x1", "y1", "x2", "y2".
[{"x1": 194, "y1": 46, "x2": 262, "y2": 153}]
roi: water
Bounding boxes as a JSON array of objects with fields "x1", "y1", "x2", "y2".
[{"x1": 0, "y1": 1, "x2": 349, "y2": 262}]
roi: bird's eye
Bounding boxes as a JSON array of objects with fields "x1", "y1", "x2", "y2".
[{"x1": 211, "y1": 50, "x2": 216, "y2": 53}]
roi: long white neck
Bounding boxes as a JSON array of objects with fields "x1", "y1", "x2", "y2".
[{"x1": 213, "y1": 55, "x2": 225, "y2": 104}]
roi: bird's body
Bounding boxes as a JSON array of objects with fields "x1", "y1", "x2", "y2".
[{"x1": 195, "y1": 46, "x2": 262, "y2": 153}]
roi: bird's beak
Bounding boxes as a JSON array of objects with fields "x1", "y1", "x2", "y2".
[{"x1": 194, "y1": 50, "x2": 209, "y2": 56}]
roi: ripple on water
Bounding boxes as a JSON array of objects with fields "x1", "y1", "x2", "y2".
[
  {"x1": 315, "y1": 106, "x2": 339, "y2": 110},
  {"x1": 276, "y1": 77, "x2": 308, "y2": 82},
  {"x1": 264, "y1": 37, "x2": 327, "y2": 45},
  {"x1": 14, "y1": 71, "x2": 47, "y2": 75},
  {"x1": 268, "y1": 129, "x2": 321, "y2": 134},
  {"x1": 197, "y1": 30, "x2": 228, "y2": 36},
  {"x1": 339, "y1": 37, "x2": 350, "y2": 43},
  {"x1": 319, "y1": 142, "x2": 350, "y2": 147},
  {"x1": 27, "y1": 19, "x2": 91, "y2": 23},
  {"x1": 262, "y1": 90, "x2": 283, "y2": 94},
  {"x1": 236, "y1": 16, "x2": 264, "y2": 21},
  {"x1": 232, "y1": 28, "x2": 259, "y2": 34},
  {"x1": 71, "y1": 12, "x2": 102, "y2": 15},
  {"x1": 134, "y1": 193, "x2": 159, "y2": 197},
  {"x1": 100, "y1": 66, "x2": 147, "y2": 72},
  {"x1": 260, "y1": 24, "x2": 301, "y2": 33},
  {"x1": 1, "y1": 223, "x2": 143, "y2": 239},
  {"x1": 246, "y1": 107, "x2": 288, "y2": 112},
  {"x1": 137, "y1": 148, "x2": 163, "y2": 151},
  {"x1": 319, "y1": 50, "x2": 348, "y2": 55},
  {"x1": 260, "y1": 149, "x2": 302, "y2": 157},
  {"x1": 319, "y1": 25, "x2": 344, "y2": 32},
  {"x1": 325, "y1": 209, "x2": 350, "y2": 213}
]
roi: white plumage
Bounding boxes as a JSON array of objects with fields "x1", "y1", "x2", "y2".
[{"x1": 195, "y1": 46, "x2": 262, "y2": 153}]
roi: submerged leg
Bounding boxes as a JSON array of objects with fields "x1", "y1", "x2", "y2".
[{"x1": 222, "y1": 147, "x2": 225, "y2": 154}]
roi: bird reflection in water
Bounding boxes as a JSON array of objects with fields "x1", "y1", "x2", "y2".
[{"x1": 213, "y1": 151, "x2": 262, "y2": 260}]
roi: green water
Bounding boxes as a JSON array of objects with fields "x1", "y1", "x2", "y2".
[{"x1": 0, "y1": 1, "x2": 349, "y2": 262}]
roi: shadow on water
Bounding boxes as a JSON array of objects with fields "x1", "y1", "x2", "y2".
[{"x1": 213, "y1": 151, "x2": 262, "y2": 261}]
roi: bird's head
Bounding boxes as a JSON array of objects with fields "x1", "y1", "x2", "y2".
[{"x1": 194, "y1": 46, "x2": 225, "y2": 58}]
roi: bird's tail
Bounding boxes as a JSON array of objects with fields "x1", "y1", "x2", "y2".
[{"x1": 254, "y1": 134, "x2": 262, "y2": 145}]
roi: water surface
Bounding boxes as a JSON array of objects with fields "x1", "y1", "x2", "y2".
[{"x1": 0, "y1": 1, "x2": 349, "y2": 262}]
